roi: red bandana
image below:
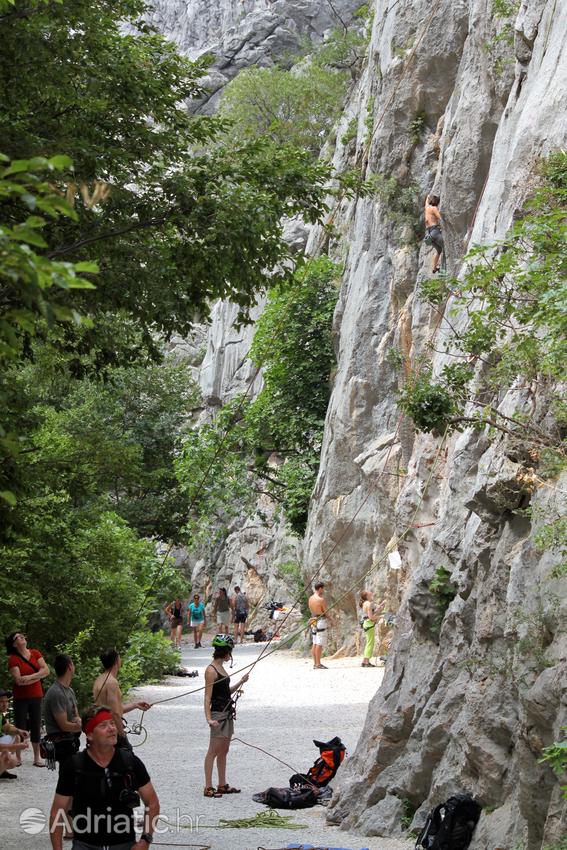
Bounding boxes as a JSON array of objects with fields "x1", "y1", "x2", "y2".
[{"x1": 84, "y1": 710, "x2": 113, "y2": 735}]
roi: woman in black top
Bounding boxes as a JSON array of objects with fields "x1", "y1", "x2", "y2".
[
  {"x1": 164, "y1": 598, "x2": 184, "y2": 649},
  {"x1": 203, "y1": 635, "x2": 248, "y2": 798}
]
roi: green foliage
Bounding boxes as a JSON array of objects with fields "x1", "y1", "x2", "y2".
[
  {"x1": 485, "y1": 0, "x2": 520, "y2": 71},
  {"x1": 341, "y1": 117, "x2": 359, "y2": 146},
  {"x1": 366, "y1": 172, "x2": 421, "y2": 237},
  {"x1": 397, "y1": 369, "x2": 458, "y2": 433},
  {"x1": 404, "y1": 152, "x2": 567, "y2": 447},
  {"x1": 400, "y1": 798, "x2": 418, "y2": 831},
  {"x1": 176, "y1": 258, "x2": 340, "y2": 543},
  {"x1": 534, "y1": 516, "x2": 567, "y2": 578},
  {"x1": 539, "y1": 727, "x2": 567, "y2": 800},
  {"x1": 386, "y1": 347, "x2": 405, "y2": 369},
  {"x1": 409, "y1": 111, "x2": 427, "y2": 145},
  {"x1": 1, "y1": 0, "x2": 332, "y2": 342},
  {"x1": 428, "y1": 566, "x2": 458, "y2": 635},
  {"x1": 220, "y1": 63, "x2": 347, "y2": 161}
]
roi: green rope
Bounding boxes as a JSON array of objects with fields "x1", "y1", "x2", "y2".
[{"x1": 185, "y1": 811, "x2": 304, "y2": 830}]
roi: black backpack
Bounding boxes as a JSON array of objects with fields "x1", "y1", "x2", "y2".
[
  {"x1": 252, "y1": 786, "x2": 318, "y2": 809},
  {"x1": 415, "y1": 794, "x2": 482, "y2": 850}
]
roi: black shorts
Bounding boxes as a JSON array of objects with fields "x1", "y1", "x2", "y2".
[{"x1": 234, "y1": 612, "x2": 247, "y2": 624}]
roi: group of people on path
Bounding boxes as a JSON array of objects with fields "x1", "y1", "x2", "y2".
[
  {"x1": 2, "y1": 577, "x2": 391, "y2": 849},
  {"x1": 164, "y1": 586, "x2": 249, "y2": 649}
]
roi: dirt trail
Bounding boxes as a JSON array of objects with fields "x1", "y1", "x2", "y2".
[{"x1": 2, "y1": 640, "x2": 411, "y2": 850}]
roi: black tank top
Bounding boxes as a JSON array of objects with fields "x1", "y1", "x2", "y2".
[
  {"x1": 209, "y1": 665, "x2": 231, "y2": 713},
  {"x1": 172, "y1": 602, "x2": 182, "y2": 618}
]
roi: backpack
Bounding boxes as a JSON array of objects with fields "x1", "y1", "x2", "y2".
[
  {"x1": 252, "y1": 786, "x2": 318, "y2": 809},
  {"x1": 289, "y1": 736, "x2": 346, "y2": 789},
  {"x1": 70, "y1": 747, "x2": 140, "y2": 805},
  {"x1": 415, "y1": 794, "x2": 482, "y2": 850}
]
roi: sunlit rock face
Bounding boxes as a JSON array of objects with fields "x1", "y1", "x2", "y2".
[
  {"x1": 153, "y1": 2, "x2": 567, "y2": 843},
  {"x1": 300, "y1": 0, "x2": 566, "y2": 845}
]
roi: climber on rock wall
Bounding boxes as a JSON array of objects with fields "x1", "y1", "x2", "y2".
[{"x1": 424, "y1": 193, "x2": 444, "y2": 273}]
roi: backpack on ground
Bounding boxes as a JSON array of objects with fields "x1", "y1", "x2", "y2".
[
  {"x1": 415, "y1": 794, "x2": 482, "y2": 850},
  {"x1": 289, "y1": 736, "x2": 346, "y2": 789},
  {"x1": 252, "y1": 786, "x2": 319, "y2": 809}
]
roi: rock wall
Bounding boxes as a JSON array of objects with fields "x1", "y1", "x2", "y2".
[
  {"x1": 151, "y1": 1, "x2": 566, "y2": 842},
  {"x1": 147, "y1": 0, "x2": 363, "y2": 110},
  {"x1": 300, "y1": 0, "x2": 566, "y2": 845}
]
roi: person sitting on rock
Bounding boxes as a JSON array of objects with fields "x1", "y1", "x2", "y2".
[{"x1": 424, "y1": 193, "x2": 444, "y2": 273}]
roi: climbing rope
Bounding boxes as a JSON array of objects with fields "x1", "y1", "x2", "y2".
[{"x1": 200, "y1": 811, "x2": 304, "y2": 830}]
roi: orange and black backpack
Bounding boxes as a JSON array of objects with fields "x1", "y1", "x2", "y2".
[{"x1": 289, "y1": 736, "x2": 346, "y2": 789}]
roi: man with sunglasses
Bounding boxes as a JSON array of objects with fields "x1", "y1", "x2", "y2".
[{"x1": 49, "y1": 704, "x2": 159, "y2": 850}]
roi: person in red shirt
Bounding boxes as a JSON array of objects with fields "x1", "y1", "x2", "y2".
[{"x1": 5, "y1": 631, "x2": 50, "y2": 766}]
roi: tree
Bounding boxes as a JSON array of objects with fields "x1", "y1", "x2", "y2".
[
  {"x1": 219, "y1": 63, "x2": 347, "y2": 160},
  {"x1": 176, "y1": 258, "x2": 340, "y2": 540}
]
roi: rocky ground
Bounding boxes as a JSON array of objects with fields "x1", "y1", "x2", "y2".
[{"x1": 2, "y1": 638, "x2": 412, "y2": 850}]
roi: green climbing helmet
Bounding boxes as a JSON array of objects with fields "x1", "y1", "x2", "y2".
[{"x1": 212, "y1": 634, "x2": 235, "y2": 649}]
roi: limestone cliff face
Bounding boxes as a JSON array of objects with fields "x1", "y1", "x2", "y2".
[
  {"x1": 152, "y1": 1, "x2": 566, "y2": 842},
  {"x1": 147, "y1": 0, "x2": 363, "y2": 111},
  {"x1": 300, "y1": 0, "x2": 566, "y2": 845}
]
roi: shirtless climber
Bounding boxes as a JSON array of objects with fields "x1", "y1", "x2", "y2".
[
  {"x1": 308, "y1": 582, "x2": 329, "y2": 670},
  {"x1": 424, "y1": 193, "x2": 444, "y2": 273},
  {"x1": 93, "y1": 649, "x2": 151, "y2": 750}
]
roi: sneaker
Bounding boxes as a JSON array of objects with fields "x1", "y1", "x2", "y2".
[{"x1": 0, "y1": 771, "x2": 18, "y2": 779}]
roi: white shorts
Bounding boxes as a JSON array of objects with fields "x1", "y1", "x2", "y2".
[
  {"x1": 311, "y1": 618, "x2": 327, "y2": 647},
  {"x1": 216, "y1": 610, "x2": 230, "y2": 626},
  {"x1": 0, "y1": 734, "x2": 15, "y2": 745},
  {"x1": 190, "y1": 620, "x2": 204, "y2": 629}
]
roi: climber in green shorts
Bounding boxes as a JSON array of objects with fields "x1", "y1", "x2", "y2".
[{"x1": 359, "y1": 591, "x2": 385, "y2": 667}]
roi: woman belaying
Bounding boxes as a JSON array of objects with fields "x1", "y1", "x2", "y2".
[
  {"x1": 359, "y1": 591, "x2": 385, "y2": 668},
  {"x1": 203, "y1": 634, "x2": 249, "y2": 798}
]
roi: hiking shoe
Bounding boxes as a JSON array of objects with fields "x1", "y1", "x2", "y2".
[{"x1": 0, "y1": 771, "x2": 17, "y2": 779}]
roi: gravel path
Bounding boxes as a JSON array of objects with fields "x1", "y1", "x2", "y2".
[{"x1": 2, "y1": 639, "x2": 411, "y2": 850}]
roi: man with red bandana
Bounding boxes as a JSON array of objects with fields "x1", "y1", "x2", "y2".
[{"x1": 49, "y1": 705, "x2": 159, "y2": 850}]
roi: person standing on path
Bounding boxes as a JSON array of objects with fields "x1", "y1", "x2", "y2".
[
  {"x1": 203, "y1": 634, "x2": 249, "y2": 798},
  {"x1": 164, "y1": 598, "x2": 185, "y2": 648},
  {"x1": 92, "y1": 649, "x2": 152, "y2": 751},
  {"x1": 359, "y1": 591, "x2": 385, "y2": 668},
  {"x1": 5, "y1": 630, "x2": 50, "y2": 766},
  {"x1": 424, "y1": 193, "x2": 444, "y2": 273},
  {"x1": 231, "y1": 586, "x2": 249, "y2": 644},
  {"x1": 188, "y1": 593, "x2": 206, "y2": 647},
  {"x1": 0, "y1": 687, "x2": 29, "y2": 779},
  {"x1": 43, "y1": 654, "x2": 82, "y2": 765},
  {"x1": 308, "y1": 582, "x2": 329, "y2": 670},
  {"x1": 49, "y1": 704, "x2": 159, "y2": 850},
  {"x1": 212, "y1": 588, "x2": 231, "y2": 635}
]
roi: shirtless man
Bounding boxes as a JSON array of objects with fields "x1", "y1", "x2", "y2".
[
  {"x1": 424, "y1": 193, "x2": 444, "y2": 273},
  {"x1": 92, "y1": 649, "x2": 151, "y2": 750},
  {"x1": 308, "y1": 582, "x2": 329, "y2": 670}
]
